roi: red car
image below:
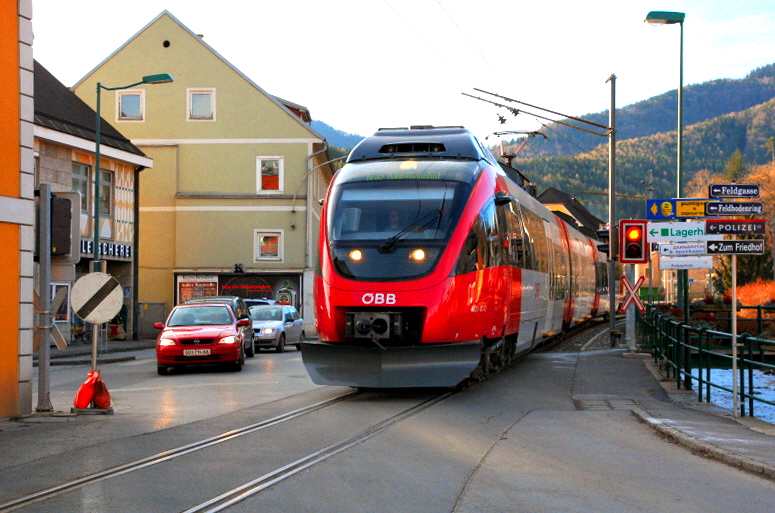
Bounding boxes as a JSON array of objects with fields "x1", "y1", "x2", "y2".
[{"x1": 154, "y1": 303, "x2": 249, "y2": 375}]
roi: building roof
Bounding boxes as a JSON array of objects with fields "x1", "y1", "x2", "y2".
[
  {"x1": 33, "y1": 60, "x2": 146, "y2": 158},
  {"x1": 72, "y1": 10, "x2": 324, "y2": 142},
  {"x1": 538, "y1": 186, "x2": 604, "y2": 238}
]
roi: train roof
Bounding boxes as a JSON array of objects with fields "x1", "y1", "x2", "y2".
[{"x1": 347, "y1": 126, "x2": 498, "y2": 165}]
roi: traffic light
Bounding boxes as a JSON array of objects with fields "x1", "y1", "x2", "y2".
[
  {"x1": 618, "y1": 220, "x2": 648, "y2": 264},
  {"x1": 596, "y1": 229, "x2": 609, "y2": 257}
]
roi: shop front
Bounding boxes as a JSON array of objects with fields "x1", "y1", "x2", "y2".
[{"x1": 175, "y1": 272, "x2": 302, "y2": 310}]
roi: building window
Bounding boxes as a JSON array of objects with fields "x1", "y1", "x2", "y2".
[
  {"x1": 117, "y1": 90, "x2": 144, "y2": 121},
  {"x1": 99, "y1": 169, "x2": 113, "y2": 217},
  {"x1": 255, "y1": 230, "x2": 283, "y2": 261},
  {"x1": 256, "y1": 157, "x2": 283, "y2": 192},
  {"x1": 187, "y1": 88, "x2": 215, "y2": 121},
  {"x1": 72, "y1": 163, "x2": 90, "y2": 212}
]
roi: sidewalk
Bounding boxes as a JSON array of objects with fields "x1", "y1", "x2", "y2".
[
  {"x1": 634, "y1": 353, "x2": 775, "y2": 480},
  {"x1": 33, "y1": 338, "x2": 157, "y2": 366}
]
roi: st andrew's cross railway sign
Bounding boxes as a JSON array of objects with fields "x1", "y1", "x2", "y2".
[{"x1": 619, "y1": 275, "x2": 646, "y2": 314}]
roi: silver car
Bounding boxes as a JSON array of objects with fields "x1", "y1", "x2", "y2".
[{"x1": 250, "y1": 305, "x2": 305, "y2": 352}]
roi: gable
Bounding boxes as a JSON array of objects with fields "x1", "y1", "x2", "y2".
[{"x1": 73, "y1": 11, "x2": 323, "y2": 141}]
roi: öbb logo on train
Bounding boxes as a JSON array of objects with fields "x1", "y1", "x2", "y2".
[{"x1": 361, "y1": 293, "x2": 396, "y2": 305}]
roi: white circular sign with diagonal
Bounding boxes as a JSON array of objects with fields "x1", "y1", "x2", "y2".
[{"x1": 71, "y1": 272, "x2": 123, "y2": 324}]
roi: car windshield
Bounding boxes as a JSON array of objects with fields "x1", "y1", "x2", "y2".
[
  {"x1": 250, "y1": 306, "x2": 283, "y2": 321},
  {"x1": 168, "y1": 305, "x2": 232, "y2": 327}
]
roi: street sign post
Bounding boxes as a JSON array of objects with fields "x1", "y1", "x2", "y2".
[
  {"x1": 647, "y1": 221, "x2": 724, "y2": 243},
  {"x1": 71, "y1": 272, "x2": 123, "y2": 373},
  {"x1": 708, "y1": 183, "x2": 760, "y2": 198},
  {"x1": 658, "y1": 242, "x2": 706, "y2": 256},
  {"x1": 706, "y1": 240, "x2": 765, "y2": 255},
  {"x1": 646, "y1": 198, "x2": 719, "y2": 220},
  {"x1": 660, "y1": 256, "x2": 714, "y2": 270},
  {"x1": 705, "y1": 201, "x2": 764, "y2": 216},
  {"x1": 705, "y1": 219, "x2": 766, "y2": 235}
]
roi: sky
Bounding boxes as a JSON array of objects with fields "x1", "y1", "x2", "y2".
[{"x1": 31, "y1": 0, "x2": 775, "y2": 143}]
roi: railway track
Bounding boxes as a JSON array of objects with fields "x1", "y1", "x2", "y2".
[{"x1": 0, "y1": 389, "x2": 453, "y2": 512}]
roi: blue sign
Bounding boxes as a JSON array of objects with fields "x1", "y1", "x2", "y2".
[{"x1": 646, "y1": 198, "x2": 718, "y2": 220}]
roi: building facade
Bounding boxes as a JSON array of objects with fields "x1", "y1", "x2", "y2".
[
  {"x1": 0, "y1": 0, "x2": 34, "y2": 418},
  {"x1": 34, "y1": 60, "x2": 152, "y2": 342},
  {"x1": 72, "y1": 11, "x2": 334, "y2": 335}
]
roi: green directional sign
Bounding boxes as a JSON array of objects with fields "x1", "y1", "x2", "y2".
[{"x1": 646, "y1": 221, "x2": 724, "y2": 243}]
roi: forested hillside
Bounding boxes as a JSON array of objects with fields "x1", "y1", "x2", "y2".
[
  {"x1": 512, "y1": 65, "x2": 775, "y2": 219},
  {"x1": 507, "y1": 63, "x2": 775, "y2": 157}
]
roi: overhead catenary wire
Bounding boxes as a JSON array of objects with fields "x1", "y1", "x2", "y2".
[
  {"x1": 461, "y1": 92, "x2": 610, "y2": 138},
  {"x1": 474, "y1": 88, "x2": 611, "y2": 132}
]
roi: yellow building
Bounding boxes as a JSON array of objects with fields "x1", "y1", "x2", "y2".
[
  {"x1": 0, "y1": 0, "x2": 34, "y2": 417},
  {"x1": 72, "y1": 11, "x2": 334, "y2": 335}
]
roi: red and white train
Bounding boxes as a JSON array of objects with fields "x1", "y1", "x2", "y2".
[{"x1": 301, "y1": 126, "x2": 609, "y2": 387}]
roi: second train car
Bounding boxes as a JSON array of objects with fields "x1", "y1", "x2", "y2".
[{"x1": 301, "y1": 126, "x2": 608, "y2": 387}]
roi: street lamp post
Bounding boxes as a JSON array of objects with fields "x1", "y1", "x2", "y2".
[
  {"x1": 92, "y1": 73, "x2": 173, "y2": 271},
  {"x1": 90, "y1": 73, "x2": 173, "y2": 369},
  {"x1": 645, "y1": 11, "x2": 688, "y2": 321}
]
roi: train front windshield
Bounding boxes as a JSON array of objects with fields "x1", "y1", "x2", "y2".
[{"x1": 327, "y1": 171, "x2": 471, "y2": 281}]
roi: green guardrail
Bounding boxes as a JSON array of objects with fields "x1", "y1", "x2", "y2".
[{"x1": 637, "y1": 306, "x2": 775, "y2": 419}]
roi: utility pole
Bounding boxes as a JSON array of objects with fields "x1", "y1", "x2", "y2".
[
  {"x1": 607, "y1": 74, "x2": 617, "y2": 345},
  {"x1": 36, "y1": 184, "x2": 53, "y2": 412}
]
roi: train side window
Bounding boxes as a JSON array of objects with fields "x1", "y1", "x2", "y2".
[
  {"x1": 502, "y1": 200, "x2": 526, "y2": 268},
  {"x1": 481, "y1": 200, "x2": 503, "y2": 268}
]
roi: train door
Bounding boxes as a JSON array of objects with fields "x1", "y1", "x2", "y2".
[{"x1": 542, "y1": 220, "x2": 564, "y2": 336}]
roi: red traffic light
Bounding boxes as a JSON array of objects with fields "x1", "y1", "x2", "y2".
[
  {"x1": 619, "y1": 220, "x2": 648, "y2": 264},
  {"x1": 625, "y1": 226, "x2": 642, "y2": 241}
]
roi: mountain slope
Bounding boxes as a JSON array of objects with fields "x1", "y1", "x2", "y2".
[
  {"x1": 508, "y1": 63, "x2": 775, "y2": 158},
  {"x1": 513, "y1": 97, "x2": 775, "y2": 221},
  {"x1": 312, "y1": 120, "x2": 364, "y2": 150}
]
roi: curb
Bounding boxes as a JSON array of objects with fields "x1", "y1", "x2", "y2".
[
  {"x1": 631, "y1": 408, "x2": 775, "y2": 480},
  {"x1": 34, "y1": 356, "x2": 136, "y2": 367}
]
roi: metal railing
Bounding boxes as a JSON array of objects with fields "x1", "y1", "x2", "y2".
[{"x1": 638, "y1": 307, "x2": 775, "y2": 418}]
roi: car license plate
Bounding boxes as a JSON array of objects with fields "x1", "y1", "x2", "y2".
[{"x1": 183, "y1": 348, "x2": 211, "y2": 356}]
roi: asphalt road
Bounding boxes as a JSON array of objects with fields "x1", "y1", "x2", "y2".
[{"x1": 3, "y1": 333, "x2": 774, "y2": 512}]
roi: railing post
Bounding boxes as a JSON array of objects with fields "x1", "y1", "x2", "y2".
[
  {"x1": 683, "y1": 325, "x2": 693, "y2": 391},
  {"x1": 697, "y1": 327, "x2": 708, "y2": 402},
  {"x1": 743, "y1": 334, "x2": 755, "y2": 417},
  {"x1": 675, "y1": 322, "x2": 685, "y2": 389},
  {"x1": 757, "y1": 305, "x2": 763, "y2": 336}
]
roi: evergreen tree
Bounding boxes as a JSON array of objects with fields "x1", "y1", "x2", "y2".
[{"x1": 724, "y1": 149, "x2": 745, "y2": 181}]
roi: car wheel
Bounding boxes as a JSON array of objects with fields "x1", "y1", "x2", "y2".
[
  {"x1": 296, "y1": 332, "x2": 305, "y2": 351},
  {"x1": 157, "y1": 365, "x2": 169, "y2": 375},
  {"x1": 276, "y1": 334, "x2": 286, "y2": 353},
  {"x1": 246, "y1": 338, "x2": 255, "y2": 358},
  {"x1": 233, "y1": 349, "x2": 244, "y2": 371}
]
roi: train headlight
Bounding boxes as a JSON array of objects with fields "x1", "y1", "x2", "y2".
[
  {"x1": 409, "y1": 249, "x2": 426, "y2": 261},
  {"x1": 349, "y1": 249, "x2": 363, "y2": 261}
]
